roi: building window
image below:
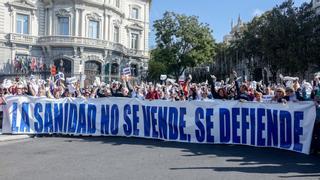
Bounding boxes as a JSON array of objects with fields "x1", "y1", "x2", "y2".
[
  {"x1": 131, "y1": 64, "x2": 138, "y2": 77},
  {"x1": 131, "y1": 8, "x2": 139, "y2": 19},
  {"x1": 115, "y1": 0, "x2": 120, "y2": 8},
  {"x1": 58, "y1": 17, "x2": 69, "y2": 35},
  {"x1": 114, "y1": 26, "x2": 119, "y2": 43},
  {"x1": 131, "y1": 33, "x2": 139, "y2": 49},
  {"x1": 16, "y1": 14, "x2": 29, "y2": 34},
  {"x1": 111, "y1": 63, "x2": 119, "y2": 75},
  {"x1": 88, "y1": 20, "x2": 99, "y2": 39}
]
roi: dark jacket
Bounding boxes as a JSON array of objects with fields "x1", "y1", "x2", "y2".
[
  {"x1": 235, "y1": 80, "x2": 251, "y2": 101},
  {"x1": 209, "y1": 80, "x2": 226, "y2": 99}
]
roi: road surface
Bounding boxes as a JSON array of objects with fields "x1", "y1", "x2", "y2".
[{"x1": 0, "y1": 136, "x2": 319, "y2": 180}]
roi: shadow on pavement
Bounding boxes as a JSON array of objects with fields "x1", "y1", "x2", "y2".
[{"x1": 40, "y1": 136, "x2": 320, "y2": 178}]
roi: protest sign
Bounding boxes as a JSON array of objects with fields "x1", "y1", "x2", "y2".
[{"x1": 122, "y1": 67, "x2": 131, "y2": 76}]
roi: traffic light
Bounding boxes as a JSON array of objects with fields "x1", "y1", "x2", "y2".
[{"x1": 51, "y1": 65, "x2": 57, "y2": 76}]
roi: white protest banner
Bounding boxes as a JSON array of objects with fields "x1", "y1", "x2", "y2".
[{"x1": 2, "y1": 96, "x2": 316, "y2": 154}]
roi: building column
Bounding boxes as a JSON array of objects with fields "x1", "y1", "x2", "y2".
[
  {"x1": 78, "y1": 9, "x2": 82, "y2": 37},
  {"x1": 103, "y1": 10, "x2": 107, "y2": 40},
  {"x1": 29, "y1": 13, "x2": 33, "y2": 35},
  {"x1": 79, "y1": 46, "x2": 84, "y2": 58},
  {"x1": 107, "y1": 15, "x2": 111, "y2": 41},
  {"x1": 80, "y1": 9, "x2": 86, "y2": 37},
  {"x1": 74, "y1": 8, "x2": 78, "y2": 36},
  {"x1": 48, "y1": 8, "x2": 53, "y2": 35},
  {"x1": 44, "y1": 8, "x2": 48, "y2": 35},
  {"x1": 10, "y1": 9, "x2": 15, "y2": 33},
  {"x1": 11, "y1": 44, "x2": 16, "y2": 73},
  {"x1": 12, "y1": 13, "x2": 15, "y2": 34},
  {"x1": 127, "y1": 29, "x2": 130, "y2": 48}
]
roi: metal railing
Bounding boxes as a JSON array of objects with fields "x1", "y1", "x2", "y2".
[
  {"x1": 37, "y1": 36, "x2": 148, "y2": 57},
  {"x1": 9, "y1": 33, "x2": 37, "y2": 45},
  {"x1": 8, "y1": 33, "x2": 149, "y2": 58}
]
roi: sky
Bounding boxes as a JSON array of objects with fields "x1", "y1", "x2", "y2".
[{"x1": 149, "y1": 0, "x2": 310, "y2": 47}]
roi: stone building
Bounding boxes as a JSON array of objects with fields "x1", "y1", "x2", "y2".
[{"x1": 0, "y1": 0, "x2": 150, "y2": 82}]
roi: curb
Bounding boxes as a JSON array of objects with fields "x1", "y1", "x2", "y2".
[{"x1": 0, "y1": 134, "x2": 32, "y2": 142}]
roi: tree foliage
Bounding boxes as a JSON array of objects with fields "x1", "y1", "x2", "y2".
[
  {"x1": 147, "y1": 48, "x2": 168, "y2": 81},
  {"x1": 148, "y1": 12, "x2": 216, "y2": 81},
  {"x1": 222, "y1": 0, "x2": 320, "y2": 81}
]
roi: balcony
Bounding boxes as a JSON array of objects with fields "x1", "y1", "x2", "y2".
[
  {"x1": 38, "y1": 36, "x2": 148, "y2": 58},
  {"x1": 125, "y1": 48, "x2": 146, "y2": 57},
  {"x1": 37, "y1": 36, "x2": 113, "y2": 49},
  {"x1": 8, "y1": 34, "x2": 148, "y2": 58},
  {"x1": 9, "y1": 33, "x2": 37, "y2": 45},
  {"x1": 37, "y1": 36, "x2": 125, "y2": 52}
]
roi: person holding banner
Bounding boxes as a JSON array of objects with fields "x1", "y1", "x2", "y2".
[
  {"x1": 130, "y1": 84, "x2": 145, "y2": 100},
  {"x1": 233, "y1": 71, "x2": 252, "y2": 101},
  {"x1": 97, "y1": 86, "x2": 112, "y2": 98},
  {"x1": 209, "y1": 75, "x2": 228, "y2": 100},
  {"x1": 271, "y1": 88, "x2": 287, "y2": 103},
  {"x1": 145, "y1": 84, "x2": 160, "y2": 100}
]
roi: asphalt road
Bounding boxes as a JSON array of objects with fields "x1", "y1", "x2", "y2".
[{"x1": 0, "y1": 136, "x2": 320, "y2": 180}]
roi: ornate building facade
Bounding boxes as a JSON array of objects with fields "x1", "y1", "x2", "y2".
[{"x1": 0, "y1": 0, "x2": 150, "y2": 82}]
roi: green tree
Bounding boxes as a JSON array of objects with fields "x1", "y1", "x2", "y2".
[
  {"x1": 227, "y1": 0, "x2": 320, "y2": 81},
  {"x1": 147, "y1": 48, "x2": 168, "y2": 81},
  {"x1": 295, "y1": 2, "x2": 320, "y2": 77},
  {"x1": 152, "y1": 12, "x2": 216, "y2": 80}
]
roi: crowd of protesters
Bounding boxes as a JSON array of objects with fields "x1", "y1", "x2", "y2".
[{"x1": 0, "y1": 71, "x2": 319, "y2": 103}]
